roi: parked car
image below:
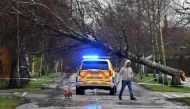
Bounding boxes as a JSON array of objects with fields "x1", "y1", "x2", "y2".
[{"x1": 20, "y1": 66, "x2": 33, "y2": 81}]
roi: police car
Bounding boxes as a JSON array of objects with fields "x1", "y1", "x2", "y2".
[{"x1": 75, "y1": 56, "x2": 118, "y2": 95}]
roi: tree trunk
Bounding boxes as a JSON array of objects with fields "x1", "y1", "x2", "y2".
[
  {"x1": 9, "y1": 52, "x2": 31, "y2": 87},
  {"x1": 158, "y1": 0, "x2": 168, "y2": 85},
  {"x1": 39, "y1": 54, "x2": 42, "y2": 77},
  {"x1": 9, "y1": 59, "x2": 20, "y2": 88},
  {"x1": 46, "y1": 53, "x2": 49, "y2": 76},
  {"x1": 158, "y1": 71, "x2": 163, "y2": 84},
  {"x1": 61, "y1": 57, "x2": 63, "y2": 74},
  {"x1": 25, "y1": 54, "x2": 29, "y2": 66},
  {"x1": 171, "y1": 76, "x2": 182, "y2": 87},
  {"x1": 145, "y1": 66, "x2": 148, "y2": 77},
  {"x1": 55, "y1": 60, "x2": 59, "y2": 73},
  {"x1": 141, "y1": 53, "x2": 145, "y2": 76},
  {"x1": 148, "y1": 2, "x2": 157, "y2": 81},
  {"x1": 140, "y1": 64, "x2": 143, "y2": 80},
  {"x1": 32, "y1": 55, "x2": 34, "y2": 76}
]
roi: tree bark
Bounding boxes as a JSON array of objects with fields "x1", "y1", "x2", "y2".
[
  {"x1": 157, "y1": 0, "x2": 168, "y2": 85},
  {"x1": 171, "y1": 76, "x2": 182, "y2": 87}
]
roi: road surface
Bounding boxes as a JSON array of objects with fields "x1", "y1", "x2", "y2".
[{"x1": 1, "y1": 73, "x2": 190, "y2": 109}]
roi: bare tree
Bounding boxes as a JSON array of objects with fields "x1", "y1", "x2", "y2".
[{"x1": 7, "y1": 0, "x2": 187, "y2": 88}]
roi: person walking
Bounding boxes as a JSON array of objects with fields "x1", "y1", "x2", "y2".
[{"x1": 117, "y1": 59, "x2": 136, "y2": 100}]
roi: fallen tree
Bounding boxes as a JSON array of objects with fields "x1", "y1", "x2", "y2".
[
  {"x1": 13, "y1": 0, "x2": 186, "y2": 85},
  {"x1": 46, "y1": 26, "x2": 186, "y2": 82},
  {"x1": 127, "y1": 52, "x2": 186, "y2": 81}
]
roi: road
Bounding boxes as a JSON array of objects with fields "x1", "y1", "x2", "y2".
[{"x1": 1, "y1": 73, "x2": 190, "y2": 109}]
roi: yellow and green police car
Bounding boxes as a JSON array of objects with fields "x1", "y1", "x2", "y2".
[{"x1": 76, "y1": 56, "x2": 118, "y2": 95}]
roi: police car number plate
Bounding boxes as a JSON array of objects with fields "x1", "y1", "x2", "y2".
[{"x1": 90, "y1": 72, "x2": 99, "y2": 75}]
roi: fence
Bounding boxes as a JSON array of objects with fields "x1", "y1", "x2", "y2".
[{"x1": 166, "y1": 56, "x2": 190, "y2": 76}]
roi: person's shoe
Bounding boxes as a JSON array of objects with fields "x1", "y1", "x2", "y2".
[
  {"x1": 130, "y1": 96, "x2": 136, "y2": 100},
  {"x1": 118, "y1": 96, "x2": 122, "y2": 100}
]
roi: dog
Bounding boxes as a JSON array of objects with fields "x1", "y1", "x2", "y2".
[{"x1": 64, "y1": 88, "x2": 72, "y2": 99}]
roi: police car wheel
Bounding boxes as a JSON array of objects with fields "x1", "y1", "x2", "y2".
[
  {"x1": 76, "y1": 86, "x2": 80, "y2": 95},
  {"x1": 76, "y1": 86, "x2": 84, "y2": 95},
  {"x1": 80, "y1": 89, "x2": 84, "y2": 95}
]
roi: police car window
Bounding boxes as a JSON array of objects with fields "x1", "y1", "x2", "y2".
[{"x1": 82, "y1": 61, "x2": 108, "y2": 70}]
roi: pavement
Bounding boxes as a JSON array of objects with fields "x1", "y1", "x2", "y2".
[{"x1": 180, "y1": 77, "x2": 190, "y2": 87}]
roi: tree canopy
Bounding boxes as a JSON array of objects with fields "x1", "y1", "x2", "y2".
[{"x1": 0, "y1": 0, "x2": 189, "y2": 83}]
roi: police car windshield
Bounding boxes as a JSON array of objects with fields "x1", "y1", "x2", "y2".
[{"x1": 81, "y1": 61, "x2": 108, "y2": 70}]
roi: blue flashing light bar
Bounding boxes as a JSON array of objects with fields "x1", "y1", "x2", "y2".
[
  {"x1": 83, "y1": 56, "x2": 98, "y2": 59},
  {"x1": 83, "y1": 55, "x2": 110, "y2": 59}
]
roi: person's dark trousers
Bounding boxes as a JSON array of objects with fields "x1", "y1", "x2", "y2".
[{"x1": 118, "y1": 80, "x2": 135, "y2": 100}]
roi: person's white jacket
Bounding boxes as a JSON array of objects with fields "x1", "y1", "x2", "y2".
[{"x1": 118, "y1": 60, "x2": 134, "y2": 81}]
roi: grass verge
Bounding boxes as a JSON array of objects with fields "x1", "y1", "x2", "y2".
[
  {"x1": 175, "y1": 97, "x2": 190, "y2": 105},
  {"x1": 133, "y1": 73, "x2": 190, "y2": 104},
  {"x1": 0, "y1": 72, "x2": 61, "y2": 109},
  {"x1": 133, "y1": 73, "x2": 190, "y2": 93},
  {"x1": 0, "y1": 73, "x2": 61, "y2": 92},
  {"x1": 0, "y1": 95, "x2": 25, "y2": 109}
]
